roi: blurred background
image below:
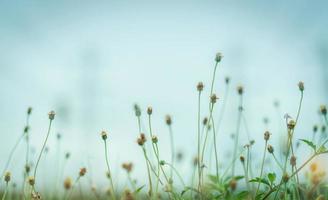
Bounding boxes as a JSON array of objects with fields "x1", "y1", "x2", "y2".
[{"x1": 1, "y1": 0, "x2": 328, "y2": 192}]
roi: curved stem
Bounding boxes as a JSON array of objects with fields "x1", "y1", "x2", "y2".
[
  {"x1": 1, "y1": 182, "x2": 8, "y2": 200},
  {"x1": 165, "y1": 163, "x2": 185, "y2": 187},
  {"x1": 197, "y1": 91, "x2": 202, "y2": 195},
  {"x1": 168, "y1": 125, "x2": 175, "y2": 179},
  {"x1": 32, "y1": 119, "x2": 53, "y2": 190},
  {"x1": 256, "y1": 140, "x2": 268, "y2": 195},
  {"x1": 211, "y1": 114, "x2": 219, "y2": 179},
  {"x1": 104, "y1": 141, "x2": 116, "y2": 200},
  {"x1": 232, "y1": 95, "x2": 243, "y2": 176}
]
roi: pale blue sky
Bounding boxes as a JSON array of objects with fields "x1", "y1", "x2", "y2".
[{"x1": 1, "y1": 0, "x2": 328, "y2": 189}]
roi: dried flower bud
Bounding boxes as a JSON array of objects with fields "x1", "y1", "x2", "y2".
[
  {"x1": 147, "y1": 107, "x2": 153, "y2": 115},
  {"x1": 240, "y1": 156, "x2": 245, "y2": 163},
  {"x1": 64, "y1": 177, "x2": 72, "y2": 190},
  {"x1": 4, "y1": 172, "x2": 11, "y2": 183},
  {"x1": 197, "y1": 82, "x2": 204, "y2": 92},
  {"x1": 237, "y1": 85, "x2": 244, "y2": 95},
  {"x1": 290, "y1": 155, "x2": 296, "y2": 167},
  {"x1": 65, "y1": 152, "x2": 71, "y2": 159},
  {"x1": 229, "y1": 179, "x2": 237, "y2": 191},
  {"x1": 282, "y1": 173, "x2": 289, "y2": 183},
  {"x1": 320, "y1": 105, "x2": 327, "y2": 116},
  {"x1": 28, "y1": 176, "x2": 35, "y2": 186},
  {"x1": 287, "y1": 120, "x2": 296, "y2": 130},
  {"x1": 250, "y1": 140, "x2": 255, "y2": 146},
  {"x1": 48, "y1": 110, "x2": 55, "y2": 120},
  {"x1": 267, "y1": 145, "x2": 274, "y2": 154},
  {"x1": 79, "y1": 167, "x2": 87, "y2": 176},
  {"x1": 313, "y1": 125, "x2": 318, "y2": 133},
  {"x1": 25, "y1": 164, "x2": 31, "y2": 173},
  {"x1": 160, "y1": 160, "x2": 165, "y2": 166},
  {"x1": 298, "y1": 81, "x2": 304, "y2": 92},
  {"x1": 137, "y1": 133, "x2": 147, "y2": 146},
  {"x1": 210, "y1": 94, "x2": 218, "y2": 104},
  {"x1": 202, "y1": 117, "x2": 208, "y2": 126},
  {"x1": 134, "y1": 104, "x2": 141, "y2": 117},
  {"x1": 101, "y1": 131, "x2": 108, "y2": 140},
  {"x1": 264, "y1": 131, "x2": 271, "y2": 141},
  {"x1": 215, "y1": 52, "x2": 223, "y2": 63},
  {"x1": 165, "y1": 115, "x2": 172, "y2": 126},
  {"x1": 27, "y1": 107, "x2": 32, "y2": 115},
  {"x1": 122, "y1": 162, "x2": 133, "y2": 173},
  {"x1": 31, "y1": 191, "x2": 41, "y2": 200},
  {"x1": 24, "y1": 126, "x2": 29, "y2": 133},
  {"x1": 225, "y1": 77, "x2": 230, "y2": 84},
  {"x1": 151, "y1": 135, "x2": 158, "y2": 143}
]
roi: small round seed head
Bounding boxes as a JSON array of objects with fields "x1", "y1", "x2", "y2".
[
  {"x1": 229, "y1": 179, "x2": 237, "y2": 191},
  {"x1": 151, "y1": 135, "x2": 158, "y2": 143},
  {"x1": 215, "y1": 52, "x2": 223, "y2": 63},
  {"x1": 202, "y1": 117, "x2": 208, "y2": 126},
  {"x1": 298, "y1": 81, "x2": 304, "y2": 92},
  {"x1": 160, "y1": 160, "x2": 165, "y2": 166},
  {"x1": 240, "y1": 156, "x2": 245, "y2": 163},
  {"x1": 122, "y1": 162, "x2": 133, "y2": 173},
  {"x1": 313, "y1": 125, "x2": 318, "y2": 133},
  {"x1": 31, "y1": 191, "x2": 41, "y2": 200},
  {"x1": 282, "y1": 173, "x2": 289, "y2": 183},
  {"x1": 250, "y1": 140, "x2": 255, "y2": 146},
  {"x1": 57, "y1": 133, "x2": 61, "y2": 140},
  {"x1": 65, "y1": 152, "x2": 71, "y2": 159},
  {"x1": 101, "y1": 131, "x2": 108, "y2": 140},
  {"x1": 320, "y1": 105, "x2": 327, "y2": 116},
  {"x1": 27, "y1": 107, "x2": 32, "y2": 115},
  {"x1": 25, "y1": 164, "x2": 31, "y2": 173},
  {"x1": 237, "y1": 85, "x2": 244, "y2": 95},
  {"x1": 322, "y1": 125, "x2": 326, "y2": 133},
  {"x1": 137, "y1": 133, "x2": 147, "y2": 146},
  {"x1": 79, "y1": 167, "x2": 87, "y2": 177},
  {"x1": 64, "y1": 177, "x2": 72, "y2": 190},
  {"x1": 28, "y1": 176, "x2": 35, "y2": 186},
  {"x1": 24, "y1": 126, "x2": 29, "y2": 133},
  {"x1": 197, "y1": 82, "x2": 204, "y2": 92},
  {"x1": 290, "y1": 155, "x2": 297, "y2": 167},
  {"x1": 165, "y1": 115, "x2": 172, "y2": 126},
  {"x1": 4, "y1": 171, "x2": 11, "y2": 183},
  {"x1": 267, "y1": 145, "x2": 274, "y2": 154},
  {"x1": 147, "y1": 107, "x2": 153, "y2": 115},
  {"x1": 210, "y1": 94, "x2": 218, "y2": 104},
  {"x1": 133, "y1": 104, "x2": 141, "y2": 117},
  {"x1": 106, "y1": 171, "x2": 111, "y2": 179},
  {"x1": 264, "y1": 131, "x2": 271, "y2": 141},
  {"x1": 48, "y1": 110, "x2": 56, "y2": 120},
  {"x1": 225, "y1": 76, "x2": 230, "y2": 84},
  {"x1": 287, "y1": 120, "x2": 296, "y2": 130}
]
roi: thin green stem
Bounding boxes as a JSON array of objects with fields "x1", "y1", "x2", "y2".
[
  {"x1": 272, "y1": 153, "x2": 284, "y2": 172},
  {"x1": 1, "y1": 182, "x2": 8, "y2": 200},
  {"x1": 32, "y1": 119, "x2": 53, "y2": 191},
  {"x1": 168, "y1": 125, "x2": 175, "y2": 179},
  {"x1": 142, "y1": 147, "x2": 153, "y2": 198},
  {"x1": 65, "y1": 176, "x2": 81, "y2": 200},
  {"x1": 103, "y1": 141, "x2": 116, "y2": 200},
  {"x1": 165, "y1": 163, "x2": 185, "y2": 187},
  {"x1": 232, "y1": 95, "x2": 243, "y2": 176},
  {"x1": 256, "y1": 140, "x2": 268, "y2": 195},
  {"x1": 211, "y1": 114, "x2": 219, "y2": 179},
  {"x1": 241, "y1": 161, "x2": 250, "y2": 192},
  {"x1": 197, "y1": 91, "x2": 202, "y2": 196}
]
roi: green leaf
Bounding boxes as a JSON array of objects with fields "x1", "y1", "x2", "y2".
[
  {"x1": 249, "y1": 177, "x2": 270, "y2": 186},
  {"x1": 267, "y1": 173, "x2": 276, "y2": 184},
  {"x1": 317, "y1": 146, "x2": 328, "y2": 154},
  {"x1": 134, "y1": 185, "x2": 145, "y2": 193},
  {"x1": 235, "y1": 191, "x2": 249, "y2": 199},
  {"x1": 208, "y1": 174, "x2": 219, "y2": 183},
  {"x1": 299, "y1": 139, "x2": 316, "y2": 151}
]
